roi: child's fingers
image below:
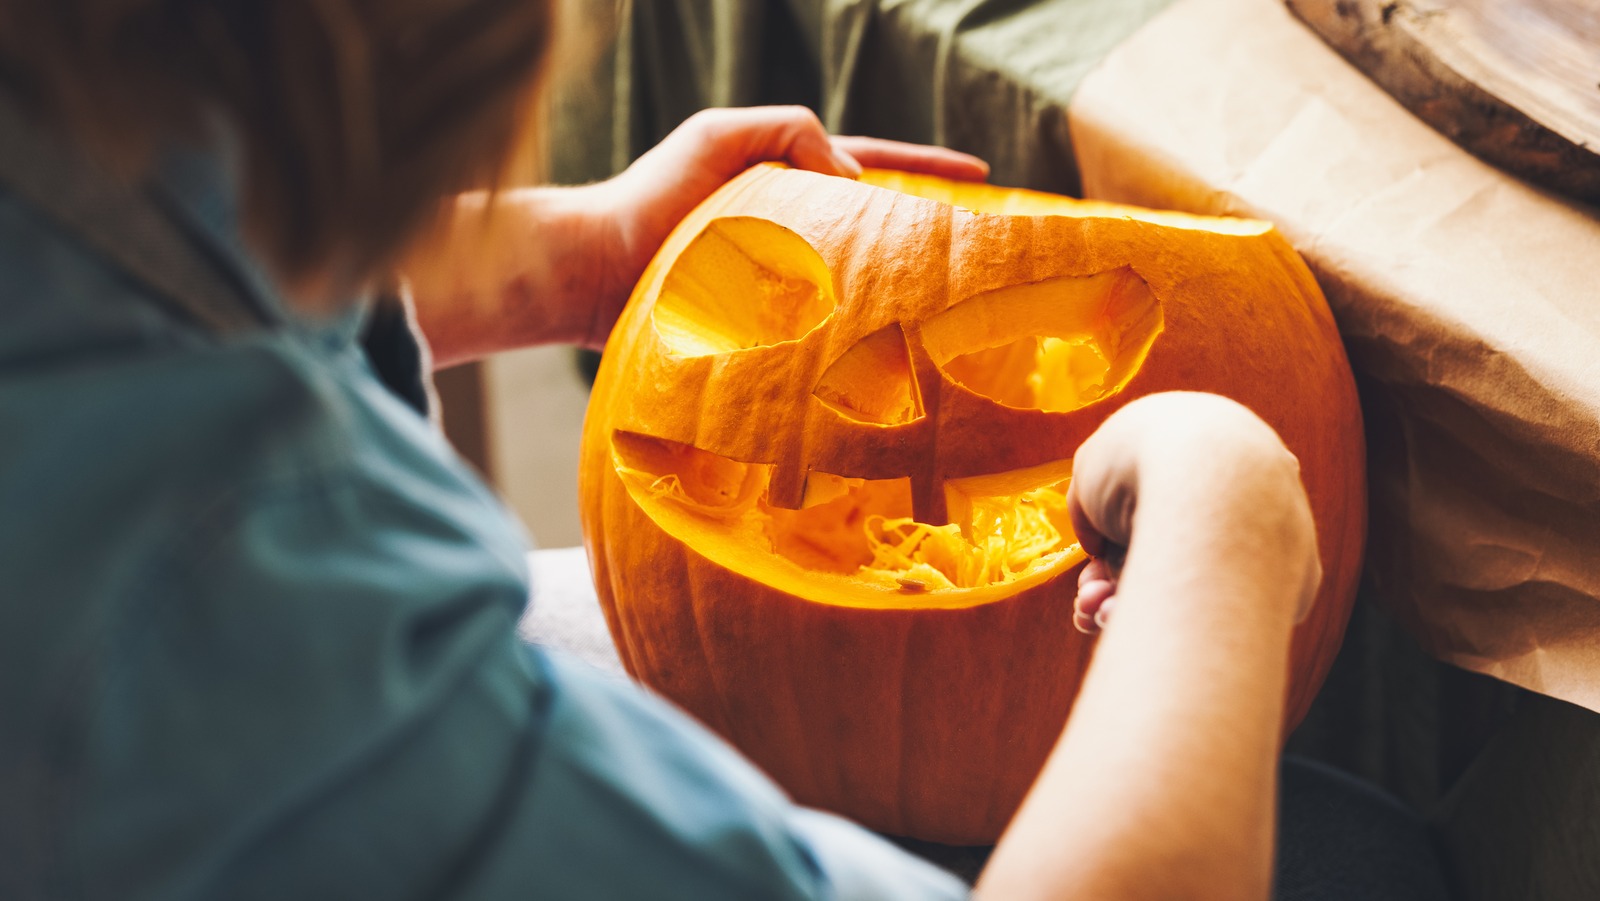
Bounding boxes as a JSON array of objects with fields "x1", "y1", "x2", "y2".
[
  {"x1": 1077, "y1": 577, "x2": 1115, "y2": 609},
  {"x1": 1093, "y1": 598, "x2": 1118, "y2": 630},
  {"x1": 1079, "y1": 557, "x2": 1113, "y2": 589},
  {"x1": 1074, "y1": 609, "x2": 1099, "y2": 634},
  {"x1": 1073, "y1": 575, "x2": 1117, "y2": 635},
  {"x1": 829, "y1": 136, "x2": 990, "y2": 181}
]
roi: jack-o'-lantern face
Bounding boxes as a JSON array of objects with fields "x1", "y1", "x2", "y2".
[
  {"x1": 579, "y1": 165, "x2": 1365, "y2": 844},
  {"x1": 611, "y1": 216, "x2": 1164, "y2": 604}
]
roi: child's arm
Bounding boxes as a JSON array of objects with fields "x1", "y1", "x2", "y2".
[
  {"x1": 978, "y1": 391, "x2": 1321, "y2": 901},
  {"x1": 398, "y1": 107, "x2": 987, "y2": 367}
]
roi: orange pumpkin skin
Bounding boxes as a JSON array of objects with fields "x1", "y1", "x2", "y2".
[{"x1": 578, "y1": 164, "x2": 1365, "y2": 844}]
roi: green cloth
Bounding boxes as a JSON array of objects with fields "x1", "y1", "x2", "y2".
[
  {"x1": 1290, "y1": 593, "x2": 1600, "y2": 901},
  {"x1": 549, "y1": 0, "x2": 1176, "y2": 195}
]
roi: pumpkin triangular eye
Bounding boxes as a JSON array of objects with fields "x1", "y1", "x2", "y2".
[
  {"x1": 921, "y1": 268, "x2": 1162, "y2": 413},
  {"x1": 652, "y1": 216, "x2": 837, "y2": 357},
  {"x1": 812, "y1": 322, "x2": 923, "y2": 425}
]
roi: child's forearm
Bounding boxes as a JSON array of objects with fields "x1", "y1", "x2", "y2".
[
  {"x1": 979, "y1": 400, "x2": 1316, "y2": 901},
  {"x1": 402, "y1": 186, "x2": 621, "y2": 368},
  {"x1": 984, "y1": 539, "x2": 1294, "y2": 900}
]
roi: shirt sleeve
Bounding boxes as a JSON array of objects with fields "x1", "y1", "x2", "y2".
[
  {"x1": 66, "y1": 454, "x2": 968, "y2": 901},
  {"x1": 511, "y1": 648, "x2": 973, "y2": 901}
]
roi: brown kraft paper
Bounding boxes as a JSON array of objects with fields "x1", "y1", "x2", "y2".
[{"x1": 1068, "y1": 0, "x2": 1600, "y2": 712}]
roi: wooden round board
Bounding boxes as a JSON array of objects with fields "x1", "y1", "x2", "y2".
[{"x1": 1286, "y1": 0, "x2": 1600, "y2": 206}]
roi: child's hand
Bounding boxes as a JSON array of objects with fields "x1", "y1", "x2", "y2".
[
  {"x1": 409, "y1": 108, "x2": 990, "y2": 362},
  {"x1": 591, "y1": 107, "x2": 988, "y2": 347},
  {"x1": 1066, "y1": 392, "x2": 1321, "y2": 635}
]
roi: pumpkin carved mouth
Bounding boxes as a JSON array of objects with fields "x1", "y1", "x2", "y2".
[{"x1": 611, "y1": 430, "x2": 1081, "y2": 603}]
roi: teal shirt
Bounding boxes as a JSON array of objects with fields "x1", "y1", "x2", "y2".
[{"x1": 0, "y1": 146, "x2": 968, "y2": 900}]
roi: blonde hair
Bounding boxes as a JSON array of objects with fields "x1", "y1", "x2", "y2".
[{"x1": 0, "y1": 0, "x2": 557, "y2": 285}]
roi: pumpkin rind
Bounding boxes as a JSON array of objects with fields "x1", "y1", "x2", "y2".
[{"x1": 578, "y1": 164, "x2": 1366, "y2": 844}]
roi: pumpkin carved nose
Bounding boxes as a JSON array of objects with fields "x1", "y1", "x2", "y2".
[
  {"x1": 796, "y1": 320, "x2": 950, "y2": 524},
  {"x1": 812, "y1": 322, "x2": 923, "y2": 426},
  {"x1": 775, "y1": 266, "x2": 1162, "y2": 525}
]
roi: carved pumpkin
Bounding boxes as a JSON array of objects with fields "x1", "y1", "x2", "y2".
[{"x1": 578, "y1": 164, "x2": 1364, "y2": 844}]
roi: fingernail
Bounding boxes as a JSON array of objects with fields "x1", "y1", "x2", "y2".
[
  {"x1": 830, "y1": 146, "x2": 863, "y2": 178},
  {"x1": 1094, "y1": 598, "x2": 1117, "y2": 630}
]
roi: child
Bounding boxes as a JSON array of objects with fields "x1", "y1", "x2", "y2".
[{"x1": 0, "y1": 3, "x2": 1442, "y2": 898}]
